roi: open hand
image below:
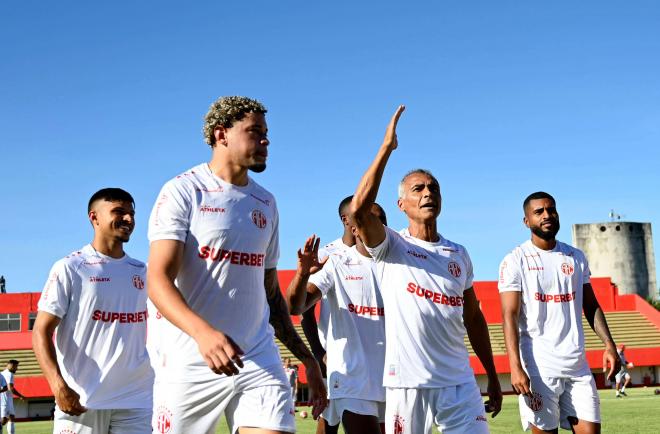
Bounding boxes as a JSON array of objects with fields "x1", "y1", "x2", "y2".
[{"x1": 382, "y1": 105, "x2": 405, "y2": 150}]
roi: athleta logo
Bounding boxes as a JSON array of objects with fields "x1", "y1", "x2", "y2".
[
  {"x1": 561, "y1": 263, "x2": 574, "y2": 276},
  {"x1": 251, "y1": 210, "x2": 267, "y2": 228},
  {"x1": 195, "y1": 185, "x2": 224, "y2": 193},
  {"x1": 406, "y1": 249, "x2": 427, "y2": 259},
  {"x1": 83, "y1": 260, "x2": 107, "y2": 266},
  {"x1": 348, "y1": 303, "x2": 384, "y2": 316},
  {"x1": 155, "y1": 405, "x2": 172, "y2": 433},
  {"x1": 89, "y1": 276, "x2": 110, "y2": 283},
  {"x1": 344, "y1": 275, "x2": 363, "y2": 281},
  {"x1": 199, "y1": 205, "x2": 226, "y2": 213},
  {"x1": 250, "y1": 193, "x2": 271, "y2": 206},
  {"x1": 198, "y1": 246, "x2": 265, "y2": 267},
  {"x1": 92, "y1": 309, "x2": 148, "y2": 323},
  {"x1": 535, "y1": 291, "x2": 576, "y2": 303},
  {"x1": 406, "y1": 282, "x2": 464, "y2": 307},
  {"x1": 132, "y1": 275, "x2": 145, "y2": 290},
  {"x1": 448, "y1": 262, "x2": 461, "y2": 278},
  {"x1": 393, "y1": 415, "x2": 405, "y2": 434}
]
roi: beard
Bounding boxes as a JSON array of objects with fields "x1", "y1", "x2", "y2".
[
  {"x1": 531, "y1": 220, "x2": 560, "y2": 241},
  {"x1": 248, "y1": 163, "x2": 267, "y2": 173}
]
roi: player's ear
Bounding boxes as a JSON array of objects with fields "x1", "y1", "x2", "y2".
[
  {"x1": 397, "y1": 198, "x2": 405, "y2": 212},
  {"x1": 213, "y1": 126, "x2": 228, "y2": 147},
  {"x1": 523, "y1": 215, "x2": 530, "y2": 229}
]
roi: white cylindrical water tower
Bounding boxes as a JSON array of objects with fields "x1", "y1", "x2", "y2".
[{"x1": 572, "y1": 222, "x2": 657, "y2": 299}]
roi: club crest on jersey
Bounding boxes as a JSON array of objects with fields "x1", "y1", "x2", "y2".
[
  {"x1": 448, "y1": 261, "x2": 461, "y2": 278},
  {"x1": 393, "y1": 415, "x2": 405, "y2": 434},
  {"x1": 251, "y1": 210, "x2": 267, "y2": 229},
  {"x1": 561, "y1": 263, "x2": 574, "y2": 276},
  {"x1": 526, "y1": 392, "x2": 543, "y2": 412},
  {"x1": 132, "y1": 275, "x2": 145, "y2": 290},
  {"x1": 155, "y1": 406, "x2": 172, "y2": 433}
]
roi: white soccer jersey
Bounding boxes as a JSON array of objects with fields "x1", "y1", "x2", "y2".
[
  {"x1": 365, "y1": 226, "x2": 476, "y2": 388},
  {"x1": 0, "y1": 370, "x2": 12, "y2": 405},
  {"x1": 498, "y1": 240, "x2": 591, "y2": 377},
  {"x1": 316, "y1": 238, "x2": 351, "y2": 350},
  {"x1": 148, "y1": 163, "x2": 281, "y2": 382},
  {"x1": 37, "y1": 245, "x2": 154, "y2": 409},
  {"x1": 309, "y1": 246, "x2": 386, "y2": 401}
]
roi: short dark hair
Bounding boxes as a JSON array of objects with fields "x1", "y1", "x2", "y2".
[
  {"x1": 523, "y1": 191, "x2": 555, "y2": 211},
  {"x1": 338, "y1": 195, "x2": 354, "y2": 219},
  {"x1": 7, "y1": 359, "x2": 18, "y2": 366},
  {"x1": 373, "y1": 203, "x2": 387, "y2": 226},
  {"x1": 88, "y1": 188, "x2": 135, "y2": 213}
]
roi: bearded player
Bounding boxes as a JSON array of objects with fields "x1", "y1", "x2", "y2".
[{"x1": 499, "y1": 192, "x2": 620, "y2": 434}]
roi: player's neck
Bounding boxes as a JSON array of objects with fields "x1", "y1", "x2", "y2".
[
  {"x1": 408, "y1": 220, "x2": 439, "y2": 242},
  {"x1": 208, "y1": 156, "x2": 249, "y2": 186},
  {"x1": 355, "y1": 239, "x2": 371, "y2": 258},
  {"x1": 342, "y1": 230, "x2": 355, "y2": 247},
  {"x1": 91, "y1": 237, "x2": 126, "y2": 259},
  {"x1": 530, "y1": 235, "x2": 557, "y2": 251}
]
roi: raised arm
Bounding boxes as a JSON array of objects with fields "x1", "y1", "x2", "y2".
[
  {"x1": 583, "y1": 282, "x2": 620, "y2": 380},
  {"x1": 265, "y1": 268, "x2": 328, "y2": 419},
  {"x1": 351, "y1": 105, "x2": 405, "y2": 248},
  {"x1": 463, "y1": 288, "x2": 502, "y2": 417},
  {"x1": 500, "y1": 291, "x2": 531, "y2": 396},
  {"x1": 286, "y1": 235, "x2": 325, "y2": 315},
  {"x1": 32, "y1": 312, "x2": 86, "y2": 415},
  {"x1": 147, "y1": 239, "x2": 244, "y2": 376}
]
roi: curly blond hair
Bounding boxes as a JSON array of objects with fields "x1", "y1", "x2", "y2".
[{"x1": 203, "y1": 96, "x2": 267, "y2": 146}]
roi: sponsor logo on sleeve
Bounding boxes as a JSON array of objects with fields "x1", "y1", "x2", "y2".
[
  {"x1": 251, "y1": 210, "x2": 267, "y2": 229},
  {"x1": 448, "y1": 261, "x2": 462, "y2": 278},
  {"x1": 499, "y1": 261, "x2": 507, "y2": 283},
  {"x1": 132, "y1": 275, "x2": 145, "y2": 290}
]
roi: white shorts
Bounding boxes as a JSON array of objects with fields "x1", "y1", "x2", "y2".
[
  {"x1": 152, "y1": 364, "x2": 295, "y2": 434},
  {"x1": 54, "y1": 408, "x2": 151, "y2": 434},
  {"x1": 520, "y1": 374, "x2": 600, "y2": 431},
  {"x1": 322, "y1": 398, "x2": 385, "y2": 426},
  {"x1": 0, "y1": 399, "x2": 14, "y2": 418},
  {"x1": 385, "y1": 382, "x2": 489, "y2": 434},
  {"x1": 615, "y1": 370, "x2": 630, "y2": 384}
]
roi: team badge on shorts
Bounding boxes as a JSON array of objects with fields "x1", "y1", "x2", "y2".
[
  {"x1": 251, "y1": 210, "x2": 267, "y2": 229},
  {"x1": 155, "y1": 405, "x2": 173, "y2": 434},
  {"x1": 526, "y1": 392, "x2": 544, "y2": 412},
  {"x1": 561, "y1": 263, "x2": 574, "y2": 276},
  {"x1": 448, "y1": 261, "x2": 462, "y2": 278},
  {"x1": 393, "y1": 415, "x2": 405, "y2": 434},
  {"x1": 132, "y1": 275, "x2": 145, "y2": 289}
]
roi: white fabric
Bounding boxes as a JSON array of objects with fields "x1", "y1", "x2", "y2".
[
  {"x1": 147, "y1": 163, "x2": 281, "y2": 383},
  {"x1": 309, "y1": 246, "x2": 386, "y2": 401},
  {"x1": 519, "y1": 374, "x2": 600, "y2": 431},
  {"x1": 498, "y1": 240, "x2": 591, "y2": 377},
  {"x1": 385, "y1": 383, "x2": 489, "y2": 434},
  {"x1": 322, "y1": 397, "x2": 385, "y2": 426},
  {"x1": 316, "y1": 238, "x2": 351, "y2": 350},
  {"x1": 365, "y1": 227, "x2": 475, "y2": 388},
  {"x1": 152, "y1": 364, "x2": 294, "y2": 434},
  {"x1": 0, "y1": 371, "x2": 12, "y2": 413},
  {"x1": 54, "y1": 407, "x2": 151, "y2": 434},
  {"x1": 37, "y1": 245, "x2": 154, "y2": 409}
]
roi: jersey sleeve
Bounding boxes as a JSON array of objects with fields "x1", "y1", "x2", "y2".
[
  {"x1": 37, "y1": 260, "x2": 74, "y2": 319},
  {"x1": 498, "y1": 253, "x2": 522, "y2": 293},
  {"x1": 264, "y1": 198, "x2": 280, "y2": 269},
  {"x1": 364, "y1": 226, "x2": 397, "y2": 262},
  {"x1": 308, "y1": 258, "x2": 336, "y2": 296},
  {"x1": 148, "y1": 180, "x2": 193, "y2": 243},
  {"x1": 579, "y1": 251, "x2": 591, "y2": 284},
  {"x1": 463, "y1": 248, "x2": 475, "y2": 290}
]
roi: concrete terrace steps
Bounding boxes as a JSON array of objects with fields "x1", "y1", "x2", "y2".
[{"x1": 0, "y1": 349, "x2": 41, "y2": 376}]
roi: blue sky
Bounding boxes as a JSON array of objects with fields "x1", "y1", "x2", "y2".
[{"x1": 1, "y1": 1, "x2": 659, "y2": 293}]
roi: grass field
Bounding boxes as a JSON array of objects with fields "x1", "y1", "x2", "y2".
[{"x1": 14, "y1": 388, "x2": 660, "y2": 433}]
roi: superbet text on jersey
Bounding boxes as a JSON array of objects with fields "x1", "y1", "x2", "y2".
[{"x1": 147, "y1": 163, "x2": 282, "y2": 382}]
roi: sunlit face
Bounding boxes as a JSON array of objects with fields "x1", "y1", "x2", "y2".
[
  {"x1": 524, "y1": 198, "x2": 560, "y2": 241},
  {"x1": 215, "y1": 112, "x2": 269, "y2": 173},
  {"x1": 89, "y1": 200, "x2": 135, "y2": 242},
  {"x1": 397, "y1": 173, "x2": 441, "y2": 223}
]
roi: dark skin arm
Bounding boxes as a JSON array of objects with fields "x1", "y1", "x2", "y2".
[
  {"x1": 265, "y1": 268, "x2": 327, "y2": 419},
  {"x1": 301, "y1": 309, "x2": 327, "y2": 376},
  {"x1": 583, "y1": 283, "x2": 620, "y2": 380},
  {"x1": 463, "y1": 287, "x2": 502, "y2": 417},
  {"x1": 286, "y1": 235, "x2": 325, "y2": 315},
  {"x1": 499, "y1": 290, "x2": 532, "y2": 396}
]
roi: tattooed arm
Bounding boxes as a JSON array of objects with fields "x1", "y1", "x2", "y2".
[{"x1": 265, "y1": 268, "x2": 327, "y2": 419}]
